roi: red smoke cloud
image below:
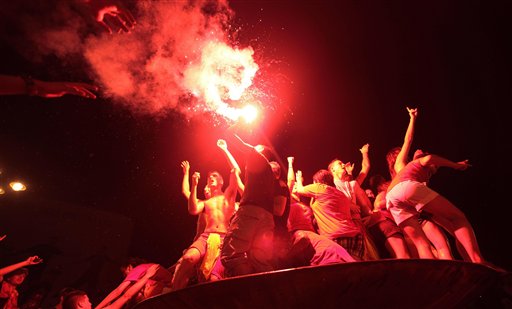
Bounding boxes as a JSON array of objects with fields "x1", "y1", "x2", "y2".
[
  {"x1": 85, "y1": 0, "x2": 260, "y2": 120},
  {"x1": 0, "y1": 0, "x2": 272, "y2": 121}
]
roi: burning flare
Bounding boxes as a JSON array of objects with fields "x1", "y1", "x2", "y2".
[{"x1": 184, "y1": 41, "x2": 259, "y2": 121}]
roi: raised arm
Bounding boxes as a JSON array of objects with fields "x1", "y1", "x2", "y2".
[
  {"x1": 293, "y1": 170, "x2": 310, "y2": 196},
  {"x1": 188, "y1": 172, "x2": 205, "y2": 215},
  {"x1": 231, "y1": 167, "x2": 245, "y2": 197},
  {"x1": 353, "y1": 183, "x2": 373, "y2": 218},
  {"x1": 224, "y1": 123, "x2": 255, "y2": 154},
  {"x1": 0, "y1": 256, "x2": 42, "y2": 277},
  {"x1": 287, "y1": 156, "x2": 301, "y2": 202},
  {"x1": 287, "y1": 157, "x2": 295, "y2": 190},
  {"x1": 355, "y1": 143, "x2": 370, "y2": 185},
  {"x1": 217, "y1": 139, "x2": 241, "y2": 171},
  {"x1": 181, "y1": 161, "x2": 191, "y2": 199},
  {"x1": 217, "y1": 139, "x2": 244, "y2": 196},
  {"x1": 419, "y1": 155, "x2": 471, "y2": 171},
  {"x1": 394, "y1": 107, "x2": 418, "y2": 174}
]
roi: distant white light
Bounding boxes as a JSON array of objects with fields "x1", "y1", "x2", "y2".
[
  {"x1": 9, "y1": 182, "x2": 27, "y2": 192},
  {"x1": 0, "y1": 187, "x2": 4, "y2": 195}
]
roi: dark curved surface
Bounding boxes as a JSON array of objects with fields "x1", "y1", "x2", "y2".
[{"x1": 134, "y1": 259, "x2": 509, "y2": 309}]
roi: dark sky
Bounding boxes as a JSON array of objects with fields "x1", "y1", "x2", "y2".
[{"x1": 1, "y1": 0, "x2": 510, "y2": 280}]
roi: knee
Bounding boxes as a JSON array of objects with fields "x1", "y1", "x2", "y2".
[{"x1": 182, "y1": 250, "x2": 201, "y2": 266}]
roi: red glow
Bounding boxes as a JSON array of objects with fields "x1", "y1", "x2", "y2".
[
  {"x1": 240, "y1": 105, "x2": 258, "y2": 123},
  {"x1": 184, "y1": 41, "x2": 259, "y2": 121},
  {"x1": 84, "y1": 1, "x2": 263, "y2": 121}
]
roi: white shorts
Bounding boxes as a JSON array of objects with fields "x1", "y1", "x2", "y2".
[{"x1": 386, "y1": 180, "x2": 439, "y2": 226}]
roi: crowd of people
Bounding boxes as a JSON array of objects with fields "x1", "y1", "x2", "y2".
[{"x1": 2, "y1": 104, "x2": 497, "y2": 309}]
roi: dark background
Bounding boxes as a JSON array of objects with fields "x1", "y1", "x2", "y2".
[{"x1": 0, "y1": 0, "x2": 510, "y2": 305}]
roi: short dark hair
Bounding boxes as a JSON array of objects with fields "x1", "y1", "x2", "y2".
[
  {"x1": 62, "y1": 290, "x2": 87, "y2": 309},
  {"x1": 58, "y1": 287, "x2": 78, "y2": 298},
  {"x1": 313, "y1": 169, "x2": 334, "y2": 187}
]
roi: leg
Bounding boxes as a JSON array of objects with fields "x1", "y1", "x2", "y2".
[
  {"x1": 402, "y1": 234, "x2": 420, "y2": 258},
  {"x1": 421, "y1": 219, "x2": 453, "y2": 260},
  {"x1": 384, "y1": 235, "x2": 411, "y2": 259},
  {"x1": 251, "y1": 227, "x2": 275, "y2": 273},
  {"x1": 171, "y1": 248, "x2": 202, "y2": 291},
  {"x1": 423, "y1": 195, "x2": 483, "y2": 263},
  {"x1": 455, "y1": 239, "x2": 471, "y2": 261},
  {"x1": 220, "y1": 208, "x2": 263, "y2": 277},
  {"x1": 399, "y1": 216, "x2": 436, "y2": 259},
  {"x1": 374, "y1": 217, "x2": 411, "y2": 259}
]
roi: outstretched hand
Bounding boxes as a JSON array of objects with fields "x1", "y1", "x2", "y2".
[
  {"x1": 86, "y1": 0, "x2": 136, "y2": 34},
  {"x1": 455, "y1": 160, "x2": 472, "y2": 171},
  {"x1": 35, "y1": 80, "x2": 98, "y2": 99},
  {"x1": 181, "y1": 161, "x2": 190, "y2": 174},
  {"x1": 26, "y1": 256, "x2": 43, "y2": 265}
]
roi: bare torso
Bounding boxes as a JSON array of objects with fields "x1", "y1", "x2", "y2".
[{"x1": 202, "y1": 194, "x2": 236, "y2": 234}]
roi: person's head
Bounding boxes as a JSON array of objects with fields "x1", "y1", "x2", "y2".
[
  {"x1": 269, "y1": 161, "x2": 281, "y2": 179},
  {"x1": 23, "y1": 286, "x2": 49, "y2": 309},
  {"x1": 5, "y1": 267, "x2": 28, "y2": 286},
  {"x1": 120, "y1": 257, "x2": 148, "y2": 276},
  {"x1": 62, "y1": 290, "x2": 91, "y2": 309},
  {"x1": 205, "y1": 171, "x2": 224, "y2": 195},
  {"x1": 207, "y1": 171, "x2": 224, "y2": 189},
  {"x1": 312, "y1": 169, "x2": 335, "y2": 187},
  {"x1": 56, "y1": 287, "x2": 78, "y2": 309},
  {"x1": 328, "y1": 159, "x2": 343, "y2": 177},
  {"x1": 386, "y1": 147, "x2": 401, "y2": 177},
  {"x1": 369, "y1": 174, "x2": 388, "y2": 194},
  {"x1": 413, "y1": 149, "x2": 429, "y2": 160}
]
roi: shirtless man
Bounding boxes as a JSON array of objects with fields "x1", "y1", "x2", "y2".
[{"x1": 171, "y1": 148, "x2": 239, "y2": 290}]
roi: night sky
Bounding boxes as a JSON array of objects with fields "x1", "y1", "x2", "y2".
[{"x1": 0, "y1": 0, "x2": 510, "y2": 296}]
